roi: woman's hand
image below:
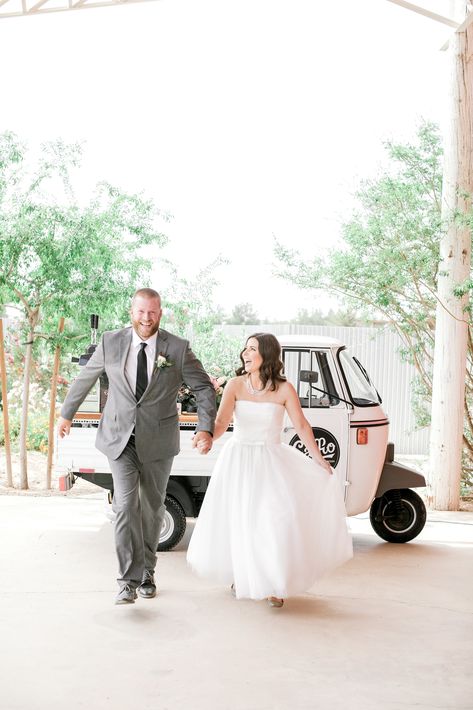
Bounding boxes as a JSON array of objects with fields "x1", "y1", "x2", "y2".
[
  {"x1": 282, "y1": 383, "x2": 334, "y2": 476},
  {"x1": 316, "y1": 457, "x2": 333, "y2": 475},
  {"x1": 192, "y1": 431, "x2": 213, "y2": 455}
]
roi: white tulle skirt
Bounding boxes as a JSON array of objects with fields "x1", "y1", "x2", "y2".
[{"x1": 187, "y1": 437, "x2": 353, "y2": 600}]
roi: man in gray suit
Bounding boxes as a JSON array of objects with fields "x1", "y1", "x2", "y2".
[{"x1": 57, "y1": 288, "x2": 216, "y2": 604}]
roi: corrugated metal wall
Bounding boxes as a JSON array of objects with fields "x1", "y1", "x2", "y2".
[{"x1": 221, "y1": 323, "x2": 430, "y2": 455}]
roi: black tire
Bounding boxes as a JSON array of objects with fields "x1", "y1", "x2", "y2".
[
  {"x1": 369, "y1": 488, "x2": 426, "y2": 543},
  {"x1": 158, "y1": 495, "x2": 187, "y2": 551}
]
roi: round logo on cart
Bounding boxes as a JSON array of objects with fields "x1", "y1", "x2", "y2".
[{"x1": 289, "y1": 427, "x2": 340, "y2": 468}]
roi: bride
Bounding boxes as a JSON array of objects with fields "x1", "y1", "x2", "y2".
[{"x1": 187, "y1": 332, "x2": 353, "y2": 608}]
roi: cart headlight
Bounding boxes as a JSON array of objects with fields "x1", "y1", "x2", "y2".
[{"x1": 356, "y1": 428, "x2": 368, "y2": 445}]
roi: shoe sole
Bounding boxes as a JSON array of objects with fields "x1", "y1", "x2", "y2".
[
  {"x1": 115, "y1": 596, "x2": 137, "y2": 605},
  {"x1": 138, "y1": 589, "x2": 157, "y2": 599}
]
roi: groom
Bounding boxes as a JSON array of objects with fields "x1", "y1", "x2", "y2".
[{"x1": 57, "y1": 288, "x2": 216, "y2": 604}]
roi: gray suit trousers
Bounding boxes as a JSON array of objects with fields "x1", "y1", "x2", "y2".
[{"x1": 109, "y1": 438, "x2": 173, "y2": 588}]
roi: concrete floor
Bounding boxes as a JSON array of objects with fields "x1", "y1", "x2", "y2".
[{"x1": 0, "y1": 494, "x2": 472, "y2": 710}]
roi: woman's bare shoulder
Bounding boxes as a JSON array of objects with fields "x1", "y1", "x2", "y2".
[
  {"x1": 278, "y1": 380, "x2": 296, "y2": 397},
  {"x1": 225, "y1": 375, "x2": 244, "y2": 391}
]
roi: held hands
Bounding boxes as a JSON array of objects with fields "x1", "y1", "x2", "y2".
[
  {"x1": 192, "y1": 431, "x2": 213, "y2": 455},
  {"x1": 57, "y1": 417, "x2": 72, "y2": 438}
]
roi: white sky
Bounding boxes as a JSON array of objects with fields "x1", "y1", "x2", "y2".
[{"x1": 0, "y1": 0, "x2": 452, "y2": 319}]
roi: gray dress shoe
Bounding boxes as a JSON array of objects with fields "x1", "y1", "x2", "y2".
[
  {"x1": 115, "y1": 584, "x2": 138, "y2": 605},
  {"x1": 138, "y1": 570, "x2": 157, "y2": 599}
]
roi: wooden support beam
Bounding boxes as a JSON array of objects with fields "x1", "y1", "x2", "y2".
[
  {"x1": 441, "y1": 10, "x2": 473, "y2": 49},
  {"x1": 429, "y1": 6, "x2": 472, "y2": 510},
  {"x1": 456, "y1": 8, "x2": 473, "y2": 31},
  {"x1": 389, "y1": 1, "x2": 472, "y2": 507}
]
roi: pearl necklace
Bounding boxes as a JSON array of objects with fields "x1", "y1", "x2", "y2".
[{"x1": 246, "y1": 374, "x2": 270, "y2": 396}]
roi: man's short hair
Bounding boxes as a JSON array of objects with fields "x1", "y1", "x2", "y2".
[{"x1": 132, "y1": 288, "x2": 161, "y2": 304}]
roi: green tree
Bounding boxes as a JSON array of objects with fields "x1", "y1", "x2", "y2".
[
  {"x1": 294, "y1": 308, "x2": 366, "y2": 326},
  {"x1": 162, "y1": 258, "x2": 240, "y2": 377},
  {"x1": 0, "y1": 132, "x2": 168, "y2": 488},
  {"x1": 225, "y1": 302, "x2": 260, "y2": 325},
  {"x1": 275, "y1": 122, "x2": 472, "y2": 485}
]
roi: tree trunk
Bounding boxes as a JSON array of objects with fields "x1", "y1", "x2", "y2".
[
  {"x1": 19, "y1": 329, "x2": 35, "y2": 490},
  {"x1": 428, "y1": 15, "x2": 472, "y2": 510},
  {"x1": 46, "y1": 317, "x2": 64, "y2": 489},
  {"x1": 0, "y1": 319, "x2": 13, "y2": 487}
]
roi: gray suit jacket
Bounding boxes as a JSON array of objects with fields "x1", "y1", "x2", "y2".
[{"x1": 60, "y1": 327, "x2": 216, "y2": 462}]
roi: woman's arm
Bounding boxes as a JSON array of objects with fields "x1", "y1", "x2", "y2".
[
  {"x1": 212, "y1": 377, "x2": 238, "y2": 440},
  {"x1": 193, "y1": 378, "x2": 238, "y2": 452},
  {"x1": 283, "y1": 382, "x2": 333, "y2": 474}
]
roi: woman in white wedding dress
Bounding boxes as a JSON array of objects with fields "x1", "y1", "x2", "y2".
[{"x1": 187, "y1": 333, "x2": 353, "y2": 607}]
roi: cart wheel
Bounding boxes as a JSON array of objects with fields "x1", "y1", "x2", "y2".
[
  {"x1": 369, "y1": 488, "x2": 426, "y2": 543},
  {"x1": 158, "y1": 496, "x2": 187, "y2": 551}
]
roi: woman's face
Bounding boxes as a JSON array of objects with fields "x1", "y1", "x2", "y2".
[{"x1": 242, "y1": 337, "x2": 263, "y2": 373}]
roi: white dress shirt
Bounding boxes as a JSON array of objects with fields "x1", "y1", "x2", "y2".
[{"x1": 125, "y1": 329, "x2": 158, "y2": 395}]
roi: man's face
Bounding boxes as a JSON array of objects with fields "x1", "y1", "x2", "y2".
[{"x1": 130, "y1": 295, "x2": 162, "y2": 340}]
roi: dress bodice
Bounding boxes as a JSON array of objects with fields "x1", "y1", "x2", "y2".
[{"x1": 232, "y1": 400, "x2": 284, "y2": 445}]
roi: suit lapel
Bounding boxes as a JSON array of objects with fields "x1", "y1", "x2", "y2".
[
  {"x1": 149, "y1": 330, "x2": 169, "y2": 389},
  {"x1": 120, "y1": 328, "x2": 135, "y2": 398}
]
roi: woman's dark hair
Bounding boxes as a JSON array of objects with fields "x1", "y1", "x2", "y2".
[{"x1": 236, "y1": 333, "x2": 286, "y2": 391}]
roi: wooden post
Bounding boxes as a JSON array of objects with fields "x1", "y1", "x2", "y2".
[
  {"x1": 428, "y1": 6, "x2": 472, "y2": 509},
  {"x1": 19, "y1": 329, "x2": 34, "y2": 490},
  {"x1": 46, "y1": 317, "x2": 65, "y2": 490},
  {"x1": 0, "y1": 319, "x2": 13, "y2": 488}
]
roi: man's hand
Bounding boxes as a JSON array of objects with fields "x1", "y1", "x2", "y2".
[
  {"x1": 192, "y1": 431, "x2": 213, "y2": 455},
  {"x1": 57, "y1": 417, "x2": 72, "y2": 438}
]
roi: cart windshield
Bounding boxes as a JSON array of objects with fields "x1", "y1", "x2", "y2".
[
  {"x1": 282, "y1": 348, "x2": 343, "y2": 407},
  {"x1": 338, "y1": 349, "x2": 381, "y2": 407}
]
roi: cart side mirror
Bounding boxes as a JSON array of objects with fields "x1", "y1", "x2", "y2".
[{"x1": 300, "y1": 370, "x2": 319, "y2": 383}]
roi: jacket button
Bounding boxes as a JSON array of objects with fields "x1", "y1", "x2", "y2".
[{"x1": 137, "y1": 404, "x2": 141, "y2": 408}]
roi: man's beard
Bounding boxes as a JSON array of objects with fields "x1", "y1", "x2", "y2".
[{"x1": 131, "y1": 318, "x2": 160, "y2": 339}]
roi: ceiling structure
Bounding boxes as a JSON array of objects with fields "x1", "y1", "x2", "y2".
[
  {"x1": 387, "y1": 0, "x2": 460, "y2": 27},
  {"x1": 387, "y1": 1, "x2": 473, "y2": 50},
  {"x1": 0, "y1": 0, "x2": 471, "y2": 29},
  {"x1": 0, "y1": 0, "x2": 158, "y2": 20}
]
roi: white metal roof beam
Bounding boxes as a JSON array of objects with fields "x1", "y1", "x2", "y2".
[
  {"x1": 0, "y1": 0, "x2": 159, "y2": 18},
  {"x1": 386, "y1": 0, "x2": 459, "y2": 27},
  {"x1": 28, "y1": 0, "x2": 48, "y2": 11}
]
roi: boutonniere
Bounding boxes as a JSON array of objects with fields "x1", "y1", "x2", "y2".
[{"x1": 155, "y1": 352, "x2": 174, "y2": 372}]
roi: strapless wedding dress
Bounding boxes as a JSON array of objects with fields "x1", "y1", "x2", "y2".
[{"x1": 187, "y1": 400, "x2": 353, "y2": 599}]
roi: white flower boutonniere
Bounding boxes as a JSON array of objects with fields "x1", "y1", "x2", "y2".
[{"x1": 155, "y1": 353, "x2": 174, "y2": 372}]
